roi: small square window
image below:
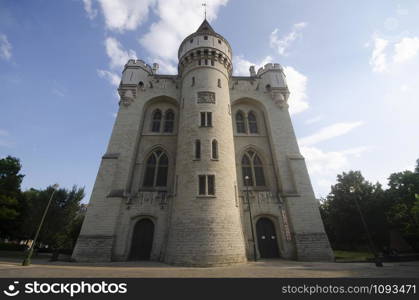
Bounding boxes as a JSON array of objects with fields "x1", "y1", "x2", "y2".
[
  {"x1": 200, "y1": 112, "x2": 212, "y2": 127},
  {"x1": 198, "y1": 175, "x2": 215, "y2": 196},
  {"x1": 204, "y1": 36, "x2": 208, "y2": 40},
  {"x1": 190, "y1": 39, "x2": 193, "y2": 43}
]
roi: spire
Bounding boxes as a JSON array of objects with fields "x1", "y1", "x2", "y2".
[{"x1": 196, "y1": 19, "x2": 216, "y2": 34}]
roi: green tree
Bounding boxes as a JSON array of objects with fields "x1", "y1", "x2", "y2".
[
  {"x1": 320, "y1": 171, "x2": 389, "y2": 250},
  {"x1": 385, "y1": 161, "x2": 419, "y2": 250},
  {"x1": 0, "y1": 156, "x2": 25, "y2": 238},
  {"x1": 21, "y1": 185, "x2": 85, "y2": 249}
]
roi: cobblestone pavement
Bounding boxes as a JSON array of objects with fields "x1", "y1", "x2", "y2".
[{"x1": 0, "y1": 257, "x2": 418, "y2": 278}]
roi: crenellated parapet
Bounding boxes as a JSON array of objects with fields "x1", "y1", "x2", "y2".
[{"x1": 178, "y1": 48, "x2": 232, "y2": 76}]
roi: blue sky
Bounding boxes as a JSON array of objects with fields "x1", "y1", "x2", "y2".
[{"x1": 1, "y1": 0, "x2": 418, "y2": 201}]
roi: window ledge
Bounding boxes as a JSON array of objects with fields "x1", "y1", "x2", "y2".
[
  {"x1": 197, "y1": 195, "x2": 216, "y2": 198},
  {"x1": 210, "y1": 158, "x2": 219, "y2": 161}
]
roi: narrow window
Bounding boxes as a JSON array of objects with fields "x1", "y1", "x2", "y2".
[
  {"x1": 211, "y1": 60, "x2": 214, "y2": 66},
  {"x1": 198, "y1": 59, "x2": 201, "y2": 65},
  {"x1": 143, "y1": 154, "x2": 156, "y2": 187},
  {"x1": 190, "y1": 38, "x2": 193, "y2": 43},
  {"x1": 156, "y1": 153, "x2": 168, "y2": 186},
  {"x1": 200, "y1": 112, "x2": 206, "y2": 127},
  {"x1": 192, "y1": 77, "x2": 195, "y2": 86},
  {"x1": 241, "y1": 154, "x2": 253, "y2": 186},
  {"x1": 195, "y1": 140, "x2": 201, "y2": 159},
  {"x1": 205, "y1": 59, "x2": 208, "y2": 65},
  {"x1": 199, "y1": 175, "x2": 206, "y2": 195},
  {"x1": 211, "y1": 140, "x2": 218, "y2": 159},
  {"x1": 207, "y1": 175, "x2": 215, "y2": 195},
  {"x1": 218, "y1": 39, "x2": 221, "y2": 44},
  {"x1": 253, "y1": 154, "x2": 266, "y2": 186},
  {"x1": 151, "y1": 109, "x2": 162, "y2": 132},
  {"x1": 236, "y1": 111, "x2": 246, "y2": 133},
  {"x1": 163, "y1": 110, "x2": 175, "y2": 133},
  {"x1": 248, "y1": 111, "x2": 258, "y2": 133},
  {"x1": 217, "y1": 79, "x2": 221, "y2": 88},
  {"x1": 139, "y1": 81, "x2": 144, "y2": 88},
  {"x1": 206, "y1": 112, "x2": 212, "y2": 127}
]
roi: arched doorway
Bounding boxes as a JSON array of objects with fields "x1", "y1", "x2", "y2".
[
  {"x1": 129, "y1": 219, "x2": 154, "y2": 260},
  {"x1": 256, "y1": 218, "x2": 280, "y2": 258}
]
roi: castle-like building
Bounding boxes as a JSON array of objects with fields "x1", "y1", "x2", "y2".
[{"x1": 72, "y1": 20, "x2": 334, "y2": 266}]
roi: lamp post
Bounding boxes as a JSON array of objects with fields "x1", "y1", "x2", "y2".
[
  {"x1": 245, "y1": 176, "x2": 257, "y2": 262},
  {"x1": 22, "y1": 184, "x2": 59, "y2": 266},
  {"x1": 349, "y1": 186, "x2": 383, "y2": 267}
]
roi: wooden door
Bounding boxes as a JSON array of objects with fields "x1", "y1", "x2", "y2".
[
  {"x1": 129, "y1": 219, "x2": 154, "y2": 260},
  {"x1": 256, "y1": 218, "x2": 280, "y2": 258}
]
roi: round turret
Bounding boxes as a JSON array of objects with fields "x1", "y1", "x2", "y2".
[
  {"x1": 178, "y1": 20, "x2": 233, "y2": 76},
  {"x1": 165, "y1": 20, "x2": 247, "y2": 266}
]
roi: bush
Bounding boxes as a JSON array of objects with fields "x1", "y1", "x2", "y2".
[{"x1": 0, "y1": 242, "x2": 28, "y2": 251}]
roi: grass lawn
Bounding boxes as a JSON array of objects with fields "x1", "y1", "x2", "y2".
[{"x1": 334, "y1": 250, "x2": 374, "y2": 262}]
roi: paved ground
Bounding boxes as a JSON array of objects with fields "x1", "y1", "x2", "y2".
[{"x1": 0, "y1": 257, "x2": 418, "y2": 278}]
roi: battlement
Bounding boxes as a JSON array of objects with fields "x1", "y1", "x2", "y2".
[
  {"x1": 124, "y1": 59, "x2": 155, "y2": 74},
  {"x1": 257, "y1": 63, "x2": 284, "y2": 76}
]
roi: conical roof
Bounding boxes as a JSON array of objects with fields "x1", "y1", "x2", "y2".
[{"x1": 196, "y1": 19, "x2": 216, "y2": 34}]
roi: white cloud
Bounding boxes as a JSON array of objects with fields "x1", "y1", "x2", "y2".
[
  {"x1": 105, "y1": 37, "x2": 137, "y2": 70},
  {"x1": 393, "y1": 37, "x2": 419, "y2": 63},
  {"x1": 51, "y1": 88, "x2": 65, "y2": 97},
  {"x1": 302, "y1": 146, "x2": 361, "y2": 175},
  {"x1": 369, "y1": 37, "x2": 389, "y2": 72},
  {"x1": 97, "y1": 69, "x2": 121, "y2": 86},
  {"x1": 0, "y1": 34, "x2": 12, "y2": 60},
  {"x1": 283, "y1": 66, "x2": 309, "y2": 115},
  {"x1": 90, "y1": 0, "x2": 156, "y2": 32},
  {"x1": 233, "y1": 56, "x2": 309, "y2": 115},
  {"x1": 233, "y1": 55, "x2": 273, "y2": 76},
  {"x1": 269, "y1": 22, "x2": 307, "y2": 56},
  {"x1": 82, "y1": 0, "x2": 97, "y2": 19},
  {"x1": 305, "y1": 115, "x2": 323, "y2": 125},
  {"x1": 140, "y1": 0, "x2": 228, "y2": 66},
  {"x1": 301, "y1": 145, "x2": 369, "y2": 196},
  {"x1": 299, "y1": 121, "x2": 364, "y2": 146}
]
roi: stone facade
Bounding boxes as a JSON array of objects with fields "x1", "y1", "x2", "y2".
[{"x1": 72, "y1": 20, "x2": 334, "y2": 265}]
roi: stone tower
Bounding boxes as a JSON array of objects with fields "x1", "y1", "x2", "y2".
[
  {"x1": 72, "y1": 19, "x2": 334, "y2": 265},
  {"x1": 164, "y1": 20, "x2": 247, "y2": 266}
]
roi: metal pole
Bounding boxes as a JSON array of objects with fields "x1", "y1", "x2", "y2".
[
  {"x1": 245, "y1": 176, "x2": 257, "y2": 262},
  {"x1": 353, "y1": 195, "x2": 383, "y2": 267},
  {"x1": 22, "y1": 184, "x2": 59, "y2": 266}
]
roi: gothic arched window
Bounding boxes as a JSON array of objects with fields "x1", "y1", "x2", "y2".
[
  {"x1": 164, "y1": 110, "x2": 175, "y2": 133},
  {"x1": 241, "y1": 150, "x2": 266, "y2": 187},
  {"x1": 151, "y1": 109, "x2": 162, "y2": 132},
  {"x1": 211, "y1": 139, "x2": 218, "y2": 159},
  {"x1": 236, "y1": 111, "x2": 246, "y2": 133},
  {"x1": 248, "y1": 111, "x2": 258, "y2": 134},
  {"x1": 143, "y1": 149, "x2": 168, "y2": 187}
]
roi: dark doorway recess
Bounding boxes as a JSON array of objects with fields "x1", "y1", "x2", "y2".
[
  {"x1": 129, "y1": 218, "x2": 154, "y2": 260},
  {"x1": 256, "y1": 218, "x2": 280, "y2": 258}
]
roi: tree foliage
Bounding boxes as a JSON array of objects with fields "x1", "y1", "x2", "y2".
[
  {"x1": 0, "y1": 156, "x2": 25, "y2": 237},
  {"x1": 0, "y1": 155, "x2": 86, "y2": 251},
  {"x1": 320, "y1": 159, "x2": 419, "y2": 252},
  {"x1": 20, "y1": 186, "x2": 85, "y2": 249}
]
